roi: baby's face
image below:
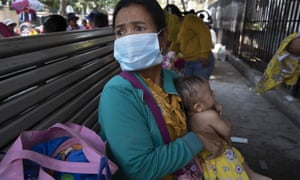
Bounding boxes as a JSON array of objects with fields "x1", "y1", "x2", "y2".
[{"x1": 197, "y1": 82, "x2": 215, "y2": 110}]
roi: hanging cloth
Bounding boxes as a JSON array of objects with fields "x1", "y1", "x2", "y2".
[{"x1": 256, "y1": 31, "x2": 300, "y2": 93}]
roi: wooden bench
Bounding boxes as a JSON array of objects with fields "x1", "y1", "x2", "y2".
[{"x1": 0, "y1": 27, "x2": 120, "y2": 153}]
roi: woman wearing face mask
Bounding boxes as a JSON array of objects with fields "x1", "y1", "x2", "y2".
[{"x1": 98, "y1": 0, "x2": 225, "y2": 179}]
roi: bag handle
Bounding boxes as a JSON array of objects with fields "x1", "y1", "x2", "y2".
[
  {"x1": 120, "y1": 71, "x2": 171, "y2": 143},
  {"x1": 98, "y1": 157, "x2": 112, "y2": 180},
  {"x1": 8, "y1": 149, "x2": 101, "y2": 174}
]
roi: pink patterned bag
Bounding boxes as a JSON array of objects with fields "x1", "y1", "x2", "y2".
[{"x1": 0, "y1": 123, "x2": 118, "y2": 179}]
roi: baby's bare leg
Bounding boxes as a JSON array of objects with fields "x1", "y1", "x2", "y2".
[{"x1": 242, "y1": 162, "x2": 272, "y2": 180}]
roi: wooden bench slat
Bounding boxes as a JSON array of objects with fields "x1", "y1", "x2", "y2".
[
  {"x1": 0, "y1": 62, "x2": 119, "y2": 148},
  {"x1": 84, "y1": 112, "x2": 100, "y2": 132},
  {"x1": 0, "y1": 36, "x2": 114, "y2": 76},
  {"x1": 0, "y1": 46, "x2": 113, "y2": 100},
  {"x1": 0, "y1": 27, "x2": 114, "y2": 58},
  {"x1": 0, "y1": 54, "x2": 115, "y2": 123},
  {"x1": 33, "y1": 65, "x2": 120, "y2": 129},
  {"x1": 68, "y1": 95, "x2": 100, "y2": 125}
]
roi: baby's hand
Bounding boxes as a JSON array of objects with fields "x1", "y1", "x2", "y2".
[{"x1": 213, "y1": 102, "x2": 223, "y2": 115}]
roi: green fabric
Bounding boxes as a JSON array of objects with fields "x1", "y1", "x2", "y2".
[{"x1": 98, "y1": 69, "x2": 203, "y2": 180}]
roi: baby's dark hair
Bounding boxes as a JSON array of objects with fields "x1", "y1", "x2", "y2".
[{"x1": 175, "y1": 76, "x2": 207, "y2": 112}]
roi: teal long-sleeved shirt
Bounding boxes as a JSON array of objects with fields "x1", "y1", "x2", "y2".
[{"x1": 98, "y1": 69, "x2": 203, "y2": 180}]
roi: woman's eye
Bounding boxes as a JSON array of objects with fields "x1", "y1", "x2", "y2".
[
  {"x1": 115, "y1": 29, "x2": 125, "y2": 37},
  {"x1": 135, "y1": 26, "x2": 145, "y2": 32}
]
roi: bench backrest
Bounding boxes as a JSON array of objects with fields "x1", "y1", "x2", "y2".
[{"x1": 0, "y1": 27, "x2": 120, "y2": 151}]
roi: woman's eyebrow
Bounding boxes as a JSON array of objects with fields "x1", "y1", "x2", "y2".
[
  {"x1": 130, "y1": 21, "x2": 146, "y2": 26},
  {"x1": 115, "y1": 23, "x2": 125, "y2": 29},
  {"x1": 115, "y1": 21, "x2": 146, "y2": 29}
]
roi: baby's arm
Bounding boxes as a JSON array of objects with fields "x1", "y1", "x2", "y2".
[{"x1": 189, "y1": 109, "x2": 231, "y2": 143}]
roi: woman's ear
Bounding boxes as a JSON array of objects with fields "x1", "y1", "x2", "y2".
[{"x1": 159, "y1": 28, "x2": 168, "y2": 52}]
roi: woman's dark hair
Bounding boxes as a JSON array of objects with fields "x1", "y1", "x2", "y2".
[
  {"x1": 164, "y1": 4, "x2": 182, "y2": 17},
  {"x1": 43, "y1": 15, "x2": 67, "y2": 33},
  {"x1": 113, "y1": 0, "x2": 166, "y2": 32}
]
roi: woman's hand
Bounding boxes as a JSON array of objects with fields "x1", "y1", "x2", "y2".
[{"x1": 195, "y1": 131, "x2": 226, "y2": 160}]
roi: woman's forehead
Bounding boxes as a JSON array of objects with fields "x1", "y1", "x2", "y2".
[{"x1": 115, "y1": 4, "x2": 155, "y2": 27}]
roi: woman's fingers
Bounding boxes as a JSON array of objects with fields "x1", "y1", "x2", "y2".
[{"x1": 196, "y1": 131, "x2": 226, "y2": 159}]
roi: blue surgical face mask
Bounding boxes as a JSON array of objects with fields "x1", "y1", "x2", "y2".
[{"x1": 114, "y1": 33, "x2": 163, "y2": 71}]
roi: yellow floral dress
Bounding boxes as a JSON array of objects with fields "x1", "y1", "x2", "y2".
[{"x1": 200, "y1": 147, "x2": 249, "y2": 180}]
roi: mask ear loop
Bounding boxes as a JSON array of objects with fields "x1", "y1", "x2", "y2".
[
  {"x1": 157, "y1": 28, "x2": 166, "y2": 36},
  {"x1": 157, "y1": 28, "x2": 167, "y2": 54}
]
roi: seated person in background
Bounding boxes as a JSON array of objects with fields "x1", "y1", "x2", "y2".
[
  {"x1": 81, "y1": 19, "x2": 90, "y2": 29},
  {"x1": 43, "y1": 15, "x2": 67, "y2": 33},
  {"x1": 3, "y1": 19, "x2": 18, "y2": 36},
  {"x1": 66, "y1": 13, "x2": 84, "y2": 31},
  {"x1": 0, "y1": 22, "x2": 15, "y2": 38},
  {"x1": 176, "y1": 76, "x2": 272, "y2": 180},
  {"x1": 87, "y1": 10, "x2": 109, "y2": 28},
  {"x1": 91, "y1": 12, "x2": 109, "y2": 28}
]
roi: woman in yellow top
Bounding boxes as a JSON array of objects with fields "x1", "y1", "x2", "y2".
[{"x1": 166, "y1": 4, "x2": 215, "y2": 79}]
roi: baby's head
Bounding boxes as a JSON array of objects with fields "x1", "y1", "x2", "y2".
[{"x1": 176, "y1": 76, "x2": 215, "y2": 113}]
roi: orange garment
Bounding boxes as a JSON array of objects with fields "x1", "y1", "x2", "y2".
[
  {"x1": 142, "y1": 77, "x2": 187, "y2": 139},
  {"x1": 142, "y1": 77, "x2": 187, "y2": 180}
]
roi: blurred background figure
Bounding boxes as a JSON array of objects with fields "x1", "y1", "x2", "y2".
[
  {"x1": 91, "y1": 12, "x2": 109, "y2": 28},
  {"x1": 43, "y1": 14, "x2": 67, "y2": 33},
  {"x1": 0, "y1": 22, "x2": 15, "y2": 38},
  {"x1": 166, "y1": 4, "x2": 215, "y2": 79},
  {"x1": 66, "y1": 13, "x2": 84, "y2": 31},
  {"x1": 81, "y1": 19, "x2": 90, "y2": 29},
  {"x1": 198, "y1": 10, "x2": 216, "y2": 46},
  {"x1": 3, "y1": 19, "x2": 18, "y2": 36},
  {"x1": 86, "y1": 10, "x2": 109, "y2": 28},
  {"x1": 19, "y1": 22, "x2": 38, "y2": 36}
]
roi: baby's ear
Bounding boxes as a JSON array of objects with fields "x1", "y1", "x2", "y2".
[{"x1": 193, "y1": 103, "x2": 203, "y2": 112}]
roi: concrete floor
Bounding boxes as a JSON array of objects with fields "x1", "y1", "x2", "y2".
[{"x1": 210, "y1": 60, "x2": 300, "y2": 180}]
